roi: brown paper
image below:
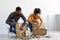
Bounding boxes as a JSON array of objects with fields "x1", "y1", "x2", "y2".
[
  {"x1": 32, "y1": 21, "x2": 40, "y2": 29},
  {"x1": 16, "y1": 31, "x2": 26, "y2": 38},
  {"x1": 16, "y1": 23, "x2": 26, "y2": 38}
]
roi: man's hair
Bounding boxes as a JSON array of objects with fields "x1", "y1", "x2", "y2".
[
  {"x1": 16, "y1": 7, "x2": 21, "y2": 11},
  {"x1": 34, "y1": 8, "x2": 41, "y2": 14}
]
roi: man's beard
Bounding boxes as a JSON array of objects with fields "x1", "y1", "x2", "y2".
[{"x1": 17, "y1": 13, "x2": 20, "y2": 16}]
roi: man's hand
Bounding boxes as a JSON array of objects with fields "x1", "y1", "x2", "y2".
[
  {"x1": 20, "y1": 26, "x2": 24, "y2": 30},
  {"x1": 19, "y1": 23, "x2": 25, "y2": 30},
  {"x1": 13, "y1": 22, "x2": 17, "y2": 26}
]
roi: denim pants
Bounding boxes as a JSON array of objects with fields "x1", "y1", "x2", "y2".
[
  {"x1": 28, "y1": 22, "x2": 32, "y2": 32},
  {"x1": 10, "y1": 19, "x2": 16, "y2": 34}
]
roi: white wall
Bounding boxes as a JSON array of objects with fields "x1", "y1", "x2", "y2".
[{"x1": 0, "y1": 0, "x2": 59, "y2": 34}]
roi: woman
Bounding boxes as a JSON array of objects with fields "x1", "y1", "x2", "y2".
[{"x1": 27, "y1": 8, "x2": 43, "y2": 35}]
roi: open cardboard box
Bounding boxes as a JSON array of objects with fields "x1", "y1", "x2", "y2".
[
  {"x1": 16, "y1": 23, "x2": 26, "y2": 38},
  {"x1": 33, "y1": 28, "x2": 47, "y2": 36},
  {"x1": 32, "y1": 21, "x2": 47, "y2": 36}
]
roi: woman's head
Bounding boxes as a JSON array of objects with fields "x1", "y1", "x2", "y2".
[{"x1": 34, "y1": 8, "x2": 41, "y2": 15}]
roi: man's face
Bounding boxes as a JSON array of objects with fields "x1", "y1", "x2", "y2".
[{"x1": 16, "y1": 10, "x2": 21, "y2": 15}]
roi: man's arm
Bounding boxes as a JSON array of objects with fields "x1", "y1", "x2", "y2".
[
  {"x1": 21, "y1": 14, "x2": 26, "y2": 25},
  {"x1": 6, "y1": 13, "x2": 14, "y2": 25}
]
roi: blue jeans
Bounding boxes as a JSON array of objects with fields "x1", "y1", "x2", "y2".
[
  {"x1": 10, "y1": 19, "x2": 16, "y2": 34},
  {"x1": 28, "y1": 22, "x2": 32, "y2": 32}
]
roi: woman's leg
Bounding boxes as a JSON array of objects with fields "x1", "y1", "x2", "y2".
[{"x1": 28, "y1": 22, "x2": 32, "y2": 32}]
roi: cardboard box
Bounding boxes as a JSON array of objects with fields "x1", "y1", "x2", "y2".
[
  {"x1": 16, "y1": 31, "x2": 26, "y2": 38},
  {"x1": 32, "y1": 21, "x2": 40, "y2": 28},
  {"x1": 16, "y1": 23, "x2": 21, "y2": 31},
  {"x1": 33, "y1": 28, "x2": 38, "y2": 35},
  {"x1": 33, "y1": 28, "x2": 47, "y2": 36},
  {"x1": 32, "y1": 21, "x2": 47, "y2": 36},
  {"x1": 16, "y1": 23, "x2": 26, "y2": 38},
  {"x1": 38, "y1": 28, "x2": 47, "y2": 36}
]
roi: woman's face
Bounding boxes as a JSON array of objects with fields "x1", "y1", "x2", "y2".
[{"x1": 34, "y1": 13, "x2": 38, "y2": 15}]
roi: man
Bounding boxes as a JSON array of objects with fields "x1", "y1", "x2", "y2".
[{"x1": 6, "y1": 7, "x2": 26, "y2": 37}]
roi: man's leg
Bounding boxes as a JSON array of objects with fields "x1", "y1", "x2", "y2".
[
  {"x1": 13, "y1": 26, "x2": 16, "y2": 34},
  {"x1": 10, "y1": 19, "x2": 16, "y2": 34},
  {"x1": 10, "y1": 25, "x2": 16, "y2": 34}
]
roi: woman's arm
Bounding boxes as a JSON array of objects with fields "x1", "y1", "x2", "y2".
[
  {"x1": 27, "y1": 14, "x2": 33, "y2": 22},
  {"x1": 38, "y1": 15, "x2": 43, "y2": 28}
]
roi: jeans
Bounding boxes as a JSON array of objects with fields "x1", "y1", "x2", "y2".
[
  {"x1": 10, "y1": 19, "x2": 16, "y2": 34},
  {"x1": 28, "y1": 22, "x2": 32, "y2": 32}
]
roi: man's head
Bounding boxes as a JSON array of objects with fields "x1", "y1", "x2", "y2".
[
  {"x1": 16, "y1": 7, "x2": 21, "y2": 15},
  {"x1": 34, "y1": 8, "x2": 41, "y2": 15}
]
